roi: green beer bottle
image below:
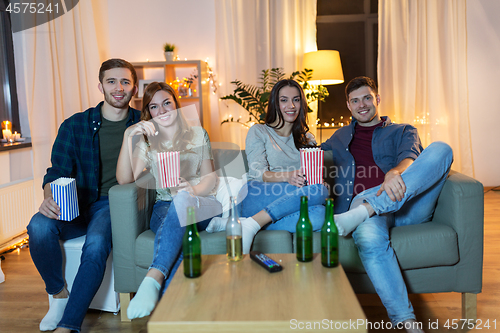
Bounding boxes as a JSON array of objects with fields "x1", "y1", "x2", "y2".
[
  {"x1": 296, "y1": 196, "x2": 313, "y2": 262},
  {"x1": 183, "y1": 206, "x2": 202, "y2": 278},
  {"x1": 321, "y1": 198, "x2": 339, "y2": 268},
  {"x1": 226, "y1": 196, "x2": 243, "y2": 261}
]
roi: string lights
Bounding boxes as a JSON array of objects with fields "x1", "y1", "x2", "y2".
[{"x1": 0, "y1": 237, "x2": 29, "y2": 256}]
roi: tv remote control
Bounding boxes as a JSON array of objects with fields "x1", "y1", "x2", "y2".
[{"x1": 250, "y1": 251, "x2": 283, "y2": 273}]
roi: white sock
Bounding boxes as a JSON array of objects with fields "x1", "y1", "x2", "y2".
[
  {"x1": 39, "y1": 294, "x2": 68, "y2": 331},
  {"x1": 206, "y1": 216, "x2": 228, "y2": 233},
  {"x1": 127, "y1": 276, "x2": 161, "y2": 320},
  {"x1": 241, "y1": 217, "x2": 261, "y2": 254},
  {"x1": 334, "y1": 205, "x2": 370, "y2": 236}
]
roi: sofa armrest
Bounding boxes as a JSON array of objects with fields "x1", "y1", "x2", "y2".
[
  {"x1": 109, "y1": 174, "x2": 156, "y2": 293},
  {"x1": 432, "y1": 170, "x2": 484, "y2": 293}
]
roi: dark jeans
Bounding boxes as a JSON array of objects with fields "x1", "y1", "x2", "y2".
[{"x1": 27, "y1": 197, "x2": 112, "y2": 332}]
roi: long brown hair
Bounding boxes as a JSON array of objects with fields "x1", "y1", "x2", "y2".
[
  {"x1": 141, "y1": 81, "x2": 193, "y2": 151},
  {"x1": 265, "y1": 79, "x2": 311, "y2": 149}
]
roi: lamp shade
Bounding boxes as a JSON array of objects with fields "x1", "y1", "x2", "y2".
[{"x1": 302, "y1": 50, "x2": 344, "y2": 85}]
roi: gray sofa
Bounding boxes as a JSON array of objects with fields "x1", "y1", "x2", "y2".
[{"x1": 109, "y1": 148, "x2": 484, "y2": 321}]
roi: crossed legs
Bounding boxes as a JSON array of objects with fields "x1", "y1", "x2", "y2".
[{"x1": 339, "y1": 142, "x2": 453, "y2": 331}]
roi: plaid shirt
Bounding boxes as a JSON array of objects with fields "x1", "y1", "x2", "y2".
[{"x1": 43, "y1": 102, "x2": 141, "y2": 210}]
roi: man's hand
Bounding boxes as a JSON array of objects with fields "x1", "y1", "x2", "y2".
[
  {"x1": 39, "y1": 197, "x2": 61, "y2": 219},
  {"x1": 376, "y1": 169, "x2": 406, "y2": 201},
  {"x1": 39, "y1": 183, "x2": 60, "y2": 219}
]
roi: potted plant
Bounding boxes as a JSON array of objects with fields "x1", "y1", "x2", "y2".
[
  {"x1": 163, "y1": 43, "x2": 176, "y2": 61},
  {"x1": 220, "y1": 68, "x2": 328, "y2": 126},
  {"x1": 180, "y1": 73, "x2": 198, "y2": 97}
]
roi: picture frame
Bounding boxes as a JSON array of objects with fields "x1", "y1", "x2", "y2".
[{"x1": 138, "y1": 79, "x2": 155, "y2": 98}]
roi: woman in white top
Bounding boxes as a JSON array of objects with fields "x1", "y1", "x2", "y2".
[
  {"x1": 116, "y1": 82, "x2": 221, "y2": 319},
  {"x1": 208, "y1": 79, "x2": 329, "y2": 253}
]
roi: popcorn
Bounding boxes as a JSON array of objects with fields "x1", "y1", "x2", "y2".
[
  {"x1": 157, "y1": 151, "x2": 180, "y2": 188},
  {"x1": 300, "y1": 148, "x2": 324, "y2": 185},
  {"x1": 50, "y1": 178, "x2": 79, "y2": 221}
]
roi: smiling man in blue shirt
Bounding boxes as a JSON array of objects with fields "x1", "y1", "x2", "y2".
[
  {"x1": 27, "y1": 58, "x2": 141, "y2": 333},
  {"x1": 321, "y1": 76, "x2": 453, "y2": 333}
]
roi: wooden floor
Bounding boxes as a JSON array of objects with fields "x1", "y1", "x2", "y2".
[{"x1": 0, "y1": 190, "x2": 498, "y2": 333}]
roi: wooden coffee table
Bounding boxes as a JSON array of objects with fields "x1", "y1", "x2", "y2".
[{"x1": 148, "y1": 253, "x2": 367, "y2": 332}]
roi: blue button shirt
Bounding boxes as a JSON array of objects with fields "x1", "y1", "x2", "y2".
[{"x1": 320, "y1": 116, "x2": 423, "y2": 213}]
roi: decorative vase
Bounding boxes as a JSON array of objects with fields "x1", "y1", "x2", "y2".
[{"x1": 164, "y1": 51, "x2": 174, "y2": 61}]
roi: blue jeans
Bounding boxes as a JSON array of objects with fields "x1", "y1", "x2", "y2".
[
  {"x1": 27, "y1": 197, "x2": 112, "y2": 332},
  {"x1": 149, "y1": 191, "x2": 222, "y2": 293},
  {"x1": 350, "y1": 141, "x2": 453, "y2": 325},
  {"x1": 237, "y1": 182, "x2": 329, "y2": 232}
]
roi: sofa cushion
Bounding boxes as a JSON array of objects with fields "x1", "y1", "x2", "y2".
[
  {"x1": 252, "y1": 230, "x2": 293, "y2": 254},
  {"x1": 135, "y1": 230, "x2": 155, "y2": 269},
  {"x1": 304, "y1": 222, "x2": 459, "y2": 273},
  {"x1": 134, "y1": 229, "x2": 295, "y2": 270},
  {"x1": 200, "y1": 231, "x2": 227, "y2": 255},
  {"x1": 200, "y1": 230, "x2": 294, "y2": 255},
  {"x1": 391, "y1": 222, "x2": 459, "y2": 270}
]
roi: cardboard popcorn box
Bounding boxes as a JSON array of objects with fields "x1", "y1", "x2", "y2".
[
  {"x1": 300, "y1": 148, "x2": 324, "y2": 185},
  {"x1": 50, "y1": 177, "x2": 80, "y2": 221},
  {"x1": 157, "y1": 151, "x2": 180, "y2": 188}
]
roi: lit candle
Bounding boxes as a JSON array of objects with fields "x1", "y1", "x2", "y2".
[
  {"x1": 1, "y1": 120, "x2": 12, "y2": 131},
  {"x1": 2, "y1": 129, "x2": 12, "y2": 141},
  {"x1": 14, "y1": 131, "x2": 21, "y2": 141}
]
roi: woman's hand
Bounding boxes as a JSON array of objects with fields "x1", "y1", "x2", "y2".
[
  {"x1": 175, "y1": 177, "x2": 196, "y2": 195},
  {"x1": 125, "y1": 120, "x2": 157, "y2": 138},
  {"x1": 287, "y1": 170, "x2": 307, "y2": 187}
]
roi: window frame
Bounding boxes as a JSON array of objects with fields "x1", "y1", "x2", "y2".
[{"x1": 0, "y1": 0, "x2": 20, "y2": 133}]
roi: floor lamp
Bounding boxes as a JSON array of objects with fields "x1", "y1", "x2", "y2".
[{"x1": 302, "y1": 50, "x2": 344, "y2": 142}]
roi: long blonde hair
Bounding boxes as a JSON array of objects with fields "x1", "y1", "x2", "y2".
[{"x1": 141, "y1": 81, "x2": 194, "y2": 152}]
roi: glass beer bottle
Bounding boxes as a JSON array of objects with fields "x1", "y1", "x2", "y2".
[
  {"x1": 321, "y1": 198, "x2": 339, "y2": 267},
  {"x1": 226, "y1": 196, "x2": 243, "y2": 261},
  {"x1": 183, "y1": 206, "x2": 202, "y2": 278},
  {"x1": 296, "y1": 196, "x2": 313, "y2": 262}
]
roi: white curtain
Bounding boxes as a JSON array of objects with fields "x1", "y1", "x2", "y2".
[
  {"x1": 13, "y1": 0, "x2": 107, "y2": 206},
  {"x1": 215, "y1": 0, "x2": 317, "y2": 148},
  {"x1": 378, "y1": 0, "x2": 473, "y2": 176}
]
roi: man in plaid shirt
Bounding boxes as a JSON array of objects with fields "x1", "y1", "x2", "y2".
[{"x1": 27, "y1": 59, "x2": 141, "y2": 333}]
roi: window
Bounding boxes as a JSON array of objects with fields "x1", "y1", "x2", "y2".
[
  {"x1": 0, "y1": 0, "x2": 20, "y2": 132},
  {"x1": 316, "y1": 0, "x2": 378, "y2": 131}
]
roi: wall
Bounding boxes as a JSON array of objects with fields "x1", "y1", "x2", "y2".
[
  {"x1": 106, "y1": 0, "x2": 221, "y2": 141},
  {"x1": 467, "y1": 0, "x2": 500, "y2": 187}
]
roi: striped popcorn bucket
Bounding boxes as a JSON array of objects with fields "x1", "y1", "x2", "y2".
[
  {"x1": 157, "y1": 151, "x2": 180, "y2": 188},
  {"x1": 300, "y1": 148, "x2": 324, "y2": 185},
  {"x1": 50, "y1": 177, "x2": 80, "y2": 221}
]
